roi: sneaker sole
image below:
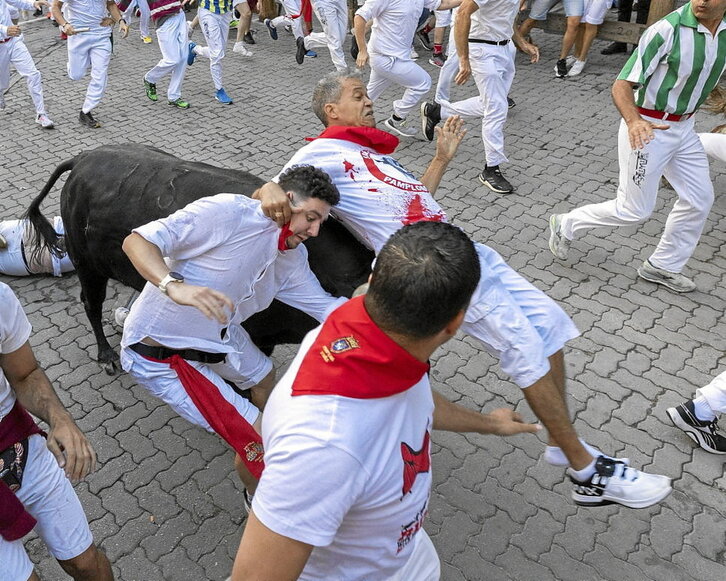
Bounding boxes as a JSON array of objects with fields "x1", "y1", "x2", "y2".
[
  {"x1": 420, "y1": 102, "x2": 435, "y2": 142},
  {"x1": 548, "y1": 214, "x2": 568, "y2": 260},
  {"x1": 478, "y1": 174, "x2": 513, "y2": 194},
  {"x1": 666, "y1": 407, "x2": 726, "y2": 454},
  {"x1": 572, "y1": 476, "x2": 672, "y2": 508},
  {"x1": 637, "y1": 268, "x2": 695, "y2": 293},
  {"x1": 384, "y1": 120, "x2": 416, "y2": 138}
]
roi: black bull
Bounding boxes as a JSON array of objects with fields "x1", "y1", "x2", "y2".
[{"x1": 24, "y1": 144, "x2": 374, "y2": 374}]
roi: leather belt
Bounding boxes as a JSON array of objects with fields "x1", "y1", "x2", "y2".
[
  {"x1": 636, "y1": 106, "x2": 693, "y2": 122},
  {"x1": 129, "y1": 342, "x2": 226, "y2": 364},
  {"x1": 469, "y1": 38, "x2": 510, "y2": 45}
]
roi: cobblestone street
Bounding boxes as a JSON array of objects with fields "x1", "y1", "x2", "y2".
[{"x1": 2, "y1": 10, "x2": 726, "y2": 580}]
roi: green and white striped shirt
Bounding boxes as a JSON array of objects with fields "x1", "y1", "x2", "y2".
[{"x1": 618, "y1": 2, "x2": 726, "y2": 116}]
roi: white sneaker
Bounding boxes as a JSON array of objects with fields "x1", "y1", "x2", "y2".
[
  {"x1": 233, "y1": 42, "x2": 253, "y2": 57},
  {"x1": 565, "y1": 55, "x2": 577, "y2": 68},
  {"x1": 187, "y1": 20, "x2": 194, "y2": 38},
  {"x1": 569, "y1": 456, "x2": 672, "y2": 508},
  {"x1": 548, "y1": 213, "x2": 571, "y2": 260},
  {"x1": 114, "y1": 307, "x2": 130, "y2": 327},
  {"x1": 384, "y1": 115, "x2": 417, "y2": 137},
  {"x1": 567, "y1": 59, "x2": 586, "y2": 77},
  {"x1": 637, "y1": 260, "x2": 696, "y2": 293},
  {"x1": 36, "y1": 113, "x2": 54, "y2": 129},
  {"x1": 410, "y1": 47, "x2": 419, "y2": 59}
]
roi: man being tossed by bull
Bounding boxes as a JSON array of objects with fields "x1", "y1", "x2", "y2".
[
  {"x1": 119, "y1": 165, "x2": 346, "y2": 501},
  {"x1": 255, "y1": 70, "x2": 672, "y2": 509}
]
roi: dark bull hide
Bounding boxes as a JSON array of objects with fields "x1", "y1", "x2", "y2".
[{"x1": 24, "y1": 144, "x2": 374, "y2": 374}]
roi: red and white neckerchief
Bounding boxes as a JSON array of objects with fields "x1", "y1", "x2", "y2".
[{"x1": 292, "y1": 296, "x2": 429, "y2": 399}]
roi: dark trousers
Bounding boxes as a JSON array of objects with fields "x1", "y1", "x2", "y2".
[{"x1": 617, "y1": 0, "x2": 651, "y2": 25}]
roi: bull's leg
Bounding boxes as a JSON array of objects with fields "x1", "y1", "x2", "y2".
[{"x1": 77, "y1": 268, "x2": 118, "y2": 375}]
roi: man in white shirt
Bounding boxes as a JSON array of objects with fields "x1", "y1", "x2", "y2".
[
  {"x1": 0, "y1": 283, "x2": 113, "y2": 581},
  {"x1": 294, "y1": 0, "x2": 347, "y2": 70},
  {"x1": 422, "y1": 0, "x2": 539, "y2": 194},
  {"x1": 255, "y1": 70, "x2": 673, "y2": 509},
  {"x1": 0, "y1": 0, "x2": 54, "y2": 128},
  {"x1": 353, "y1": 0, "x2": 461, "y2": 138},
  {"x1": 51, "y1": 0, "x2": 128, "y2": 128},
  {"x1": 120, "y1": 165, "x2": 346, "y2": 496},
  {"x1": 0, "y1": 216, "x2": 74, "y2": 276},
  {"x1": 232, "y1": 221, "x2": 542, "y2": 581}
]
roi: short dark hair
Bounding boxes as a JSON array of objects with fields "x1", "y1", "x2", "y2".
[
  {"x1": 278, "y1": 165, "x2": 340, "y2": 206},
  {"x1": 365, "y1": 222, "x2": 480, "y2": 339}
]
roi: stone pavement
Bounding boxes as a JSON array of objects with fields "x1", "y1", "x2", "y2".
[{"x1": 2, "y1": 10, "x2": 725, "y2": 581}]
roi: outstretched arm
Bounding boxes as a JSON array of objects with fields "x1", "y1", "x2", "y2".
[
  {"x1": 432, "y1": 390, "x2": 542, "y2": 435},
  {"x1": 420, "y1": 116, "x2": 466, "y2": 194},
  {"x1": 1, "y1": 343, "x2": 96, "y2": 481}
]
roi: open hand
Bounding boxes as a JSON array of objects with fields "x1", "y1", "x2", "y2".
[
  {"x1": 488, "y1": 408, "x2": 542, "y2": 436},
  {"x1": 47, "y1": 417, "x2": 97, "y2": 481},
  {"x1": 627, "y1": 117, "x2": 669, "y2": 149}
]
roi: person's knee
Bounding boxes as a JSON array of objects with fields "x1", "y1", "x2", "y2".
[
  {"x1": 58, "y1": 544, "x2": 107, "y2": 581},
  {"x1": 565, "y1": 16, "x2": 581, "y2": 30}
]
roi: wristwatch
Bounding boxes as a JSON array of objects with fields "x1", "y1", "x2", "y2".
[{"x1": 158, "y1": 272, "x2": 184, "y2": 294}]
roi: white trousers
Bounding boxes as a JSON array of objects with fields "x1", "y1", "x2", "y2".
[
  {"x1": 304, "y1": 0, "x2": 347, "y2": 71},
  {"x1": 197, "y1": 7, "x2": 231, "y2": 90},
  {"x1": 120, "y1": 346, "x2": 263, "y2": 432},
  {"x1": 561, "y1": 116, "x2": 713, "y2": 273},
  {"x1": 439, "y1": 42, "x2": 515, "y2": 167},
  {"x1": 0, "y1": 37, "x2": 46, "y2": 115},
  {"x1": 699, "y1": 132, "x2": 726, "y2": 164},
  {"x1": 462, "y1": 242, "x2": 579, "y2": 388},
  {"x1": 66, "y1": 32, "x2": 111, "y2": 113},
  {"x1": 123, "y1": 0, "x2": 151, "y2": 38},
  {"x1": 387, "y1": 530, "x2": 440, "y2": 581},
  {"x1": 367, "y1": 53, "x2": 431, "y2": 119},
  {"x1": 273, "y1": 0, "x2": 303, "y2": 38},
  {"x1": 697, "y1": 370, "x2": 726, "y2": 415},
  {"x1": 145, "y1": 11, "x2": 188, "y2": 100},
  {"x1": 2, "y1": 435, "x2": 94, "y2": 581},
  {"x1": 434, "y1": 34, "x2": 457, "y2": 103}
]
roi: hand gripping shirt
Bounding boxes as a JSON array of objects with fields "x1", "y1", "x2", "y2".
[
  {"x1": 618, "y1": 3, "x2": 726, "y2": 116},
  {"x1": 121, "y1": 194, "x2": 342, "y2": 353},
  {"x1": 254, "y1": 297, "x2": 434, "y2": 580}
]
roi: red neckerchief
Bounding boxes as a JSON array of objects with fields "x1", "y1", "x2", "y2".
[
  {"x1": 306, "y1": 125, "x2": 400, "y2": 155},
  {"x1": 278, "y1": 223, "x2": 294, "y2": 251},
  {"x1": 292, "y1": 296, "x2": 429, "y2": 398}
]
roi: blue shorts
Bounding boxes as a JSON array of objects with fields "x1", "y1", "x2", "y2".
[{"x1": 529, "y1": 0, "x2": 584, "y2": 20}]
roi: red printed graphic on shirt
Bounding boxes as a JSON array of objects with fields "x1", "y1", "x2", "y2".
[
  {"x1": 343, "y1": 159, "x2": 357, "y2": 180},
  {"x1": 401, "y1": 429, "x2": 431, "y2": 497},
  {"x1": 403, "y1": 194, "x2": 446, "y2": 226},
  {"x1": 397, "y1": 502, "x2": 428, "y2": 554},
  {"x1": 360, "y1": 150, "x2": 429, "y2": 193}
]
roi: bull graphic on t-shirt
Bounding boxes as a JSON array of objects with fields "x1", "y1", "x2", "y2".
[{"x1": 400, "y1": 430, "x2": 431, "y2": 497}]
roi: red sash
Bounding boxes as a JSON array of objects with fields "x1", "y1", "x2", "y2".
[{"x1": 143, "y1": 354, "x2": 265, "y2": 478}]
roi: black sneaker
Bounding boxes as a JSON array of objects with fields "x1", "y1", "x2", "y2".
[
  {"x1": 416, "y1": 29, "x2": 432, "y2": 50},
  {"x1": 420, "y1": 101, "x2": 441, "y2": 142},
  {"x1": 667, "y1": 400, "x2": 726, "y2": 454},
  {"x1": 79, "y1": 110, "x2": 101, "y2": 128},
  {"x1": 507, "y1": 97, "x2": 515, "y2": 109},
  {"x1": 296, "y1": 36, "x2": 306, "y2": 64},
  {"x1": 601, "y1": 42, "x2": 627, "y2": 55},
  {"x1": 350, "y1": 35, "x2": 359, "y2": 60},
  {"x1": 478, "y1": 165, "x2": 513, "y2": 194},
  {"x1": 243, "y1": 31, "x2": 255, "y2": 45},
  {"x1": 554, "y1": 58, "x2": 568, "y2": 78},
  {"x1": 569, "y1": 456, "x2": 672, "y2": 508}
]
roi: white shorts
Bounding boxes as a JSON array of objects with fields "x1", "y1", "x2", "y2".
[
  {"x1": 462, "y1": 243, "x2": 580, "y2": 388},
  {"x1": 581, "y1": 0, "x2": 611, "y2": 25},
  {"x1": 120, "y1": 327, "x2": 266, "y2": 432},
  {"x1": 1, "y1": 434, "x2": 93, "y2": 581},
  {"x1": 433, "y1": 9, "x2": 451, "y2": 28}
]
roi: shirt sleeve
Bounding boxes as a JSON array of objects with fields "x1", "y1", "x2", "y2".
[
  {"x1": 5, "y1": 0, "x2": 37, "y2": 11},
  {"x1": 0, "y1": 286, "x2": 32, "y2": 355},
  {"x1": 617, "y1": 21, "x2": 672, "y2": 86},
  {"x1": 253, "y1": 435, "x2": 368, "y2": 547},
  {"x1": 424, "y1": 0, "x2": 442, "y2": 11},
  {"x1": 132, "y1": 195, "x2": 243, "y2": 260},
  {"x1": 355, "y1": 0, "x2": 387, "y2": 22},
  {"x1": 274, "y1": 247, "x2": 347, "y2": 322}
]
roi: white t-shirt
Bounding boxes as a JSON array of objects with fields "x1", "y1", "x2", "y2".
[
  {"x1": 121, "y1": 194, "x2": 342, "y2": 353},
  {"x1": 468, "y1": 0, "x2": 519, "y2": 42},
  {"x1": 254, "y1": 299, "x2": 434, "y2": 580},
  {"x1": 0, "y1": 283, "x2": 32, "y2": 418},
  {"x1": 356, "y1": 0, "x2": 441, "y2": 59},
  {"x1": 57, "y1": 0, "x2": 111, "y2": 36},
  {"x1": 0, "y1": 0, "x2": 34, "y2": 38},
  {"x1": 279, "y1": 134, "x2": 447, "y2": 254}
]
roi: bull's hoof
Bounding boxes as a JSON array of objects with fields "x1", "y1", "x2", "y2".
[
  {"x1": 98, "y1": 349, "x2": 120, "y2": 376},
  {"x1": 102, "y1": 360, "x2": 119, "y2": 376}
]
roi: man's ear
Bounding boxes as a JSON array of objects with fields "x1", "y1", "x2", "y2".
[
  {"x1": 323, "y1": 102, "x2": 337, "y2": 122},
  {"x1": 443, "y1": 310, "x2": 466, "y2": 337}
]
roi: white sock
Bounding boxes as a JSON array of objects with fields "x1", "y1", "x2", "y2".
[
  {"x1": 544, "y1": 438, "x2": 602, "y2": 466},
  {"x1": 569, "y1": 457, "x2": 597, "y2": 481},
  {"x1": 693, "y1": 395, "x2": 716, "y2": 422}
]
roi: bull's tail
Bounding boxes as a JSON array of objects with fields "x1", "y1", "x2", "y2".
[{"x1": 22, "y1": 158, "x2": 75, "y2": 262}]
